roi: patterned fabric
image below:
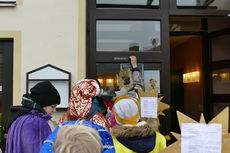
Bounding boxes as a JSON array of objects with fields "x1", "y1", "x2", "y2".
[
  {"x1": 59, "y1": 79, "x2": 110, "y2": 131},
  {"x1": 40, "y1": 121, "x2": 115, "y2": 153}
]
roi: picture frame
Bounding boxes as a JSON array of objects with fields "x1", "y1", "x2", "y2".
[{"x1": 144, "y1": 70, "x2": 160, "y2": 93}]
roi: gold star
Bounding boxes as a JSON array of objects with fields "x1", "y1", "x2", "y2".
[{"x1": 159, "y1": 107, "x2": 230, "y2": 153}]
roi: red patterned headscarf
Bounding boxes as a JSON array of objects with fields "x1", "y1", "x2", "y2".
[
  {"x1": 59, "y1": 79, "x2": 110, "y2": 131},
  {"x1": 68, "y1": 79, "x2": 100, "y2": 120}
]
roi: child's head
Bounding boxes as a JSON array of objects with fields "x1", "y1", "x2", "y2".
[
  {"x1": 30, "y1": 81, "x2": 60, "y2": 107},
  {"x1": 54, "y1": 124, "x2": 103, "y2": 153},
  {"x1": 113, "y1": 96, "x2": 140, "y2": 125}
]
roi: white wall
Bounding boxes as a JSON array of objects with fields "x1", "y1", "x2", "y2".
[
  {"x1": 0, "y1": 0, "x2": 79, "y2": 95},
  {"x1": 0, "y1": 0, "x2": 81, "y2": 122}
]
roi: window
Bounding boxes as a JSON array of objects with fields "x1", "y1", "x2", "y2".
[
  {"x1": 212, "y1": 33, "x2": 230, "y2": 62},
  {"x1": 97, "y1": 20, "x2": 161, "y2": 52},
  {"x1": 177, "y1": 0, "x2": 230, "y2": 10},
  {"x1": 212, "y1": 68, "x2": 230, "y2": 94},
  {"x1": 97, "y1": 63, "x2": 161, "y2": 96},
  {"x1": 170, "y1": 17, "x2": 202, "y2": 32},
  {"x1": 96, "y1": 0, "x2": 159, "y2": 7}
]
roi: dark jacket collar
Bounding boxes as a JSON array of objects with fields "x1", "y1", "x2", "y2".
[
  {"x1": 22, "y1": 93, "x2": 46, "y2": 113},
  {"x1": 111, "y1": 121, "x2": 158, "y2": 152},
  {"x1": 117, "y1": 134, "x2": 156, "y2": 153},
  {"x1": 4, "y1": 94, "x2": 46, "y2": 132}
]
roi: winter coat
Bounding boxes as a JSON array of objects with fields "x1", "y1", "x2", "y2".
[
  {"x1": 111, "y1": 121, "x2": 166, "y2": 153},
  {"x1": 40, "y1": 121, "x2": 115, "y2": 153},
  {"x1": 5, "y1": 94, "x2": 53, "y2": 153},
  {"x1": 5, "y1": 110, "x2": 52, "y2": 153}
]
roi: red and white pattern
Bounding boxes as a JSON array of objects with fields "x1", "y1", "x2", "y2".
[{"x1": 59, "y1": 79, "x2": 110, "y2": 131}]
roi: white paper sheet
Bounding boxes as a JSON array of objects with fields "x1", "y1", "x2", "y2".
[
  {"x1": 181, "y1": 123, "x2": 222, "y2": 153},
  {"x1": 140, "y1": 97, "x2": 158, "y2": 118}
]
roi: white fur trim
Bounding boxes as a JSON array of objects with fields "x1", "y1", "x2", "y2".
[
  {"x1": 76, "y1": 79, "x2": 88, "y2": 84},
  {"x1": 91, "y1": 82, "x2": 100, "y2": 96},
  {"x1": 77, "y1": 79, "x2": 100, "y2": 96}
]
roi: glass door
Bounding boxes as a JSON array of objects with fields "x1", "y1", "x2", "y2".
[
  {"x1": 206, "y1": 27, "x2": 230, "y2": 129},
  {"x1": 87, "y1": 0, "x2": 171, "y2": 135}
]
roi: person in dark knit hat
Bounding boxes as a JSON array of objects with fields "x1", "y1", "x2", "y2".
[{"x1": 5, "y1": 81, "x2": 60, "y2": 153}]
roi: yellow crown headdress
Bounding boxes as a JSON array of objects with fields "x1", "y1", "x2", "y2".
[
  {"x1": 138, "y1": 88, "x2": 170, "y2": 120},
  {"x1": 113, "y1": 96, "x2": 139, "y2": 125},
  {"x1": 138, "y1": 88, "x2": 170, "y2": 140},
  {"x1": 116, "y1": 68, "x2": 133, "y2": 91}
]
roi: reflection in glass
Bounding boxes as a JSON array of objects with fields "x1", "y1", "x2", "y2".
[
  {"x1": 177, "y1": 0, "x2": 213, "y2": 7},
  {"x1": 170, "y1": 17, "x2": 202, "y2": 32},
  {"x1": 97, "y1": 20, "x2": 161, "y2": 52},
  {"x1": 177, "y1": 0, "x2": 230, "y2": 10},
  {"x1": 97, "y1": 0, "x2": 159, "y2": 6},
  {"x1": 212, "y1": 34, "x2": 230, "y2": 62},
  {"x1": 212, "y1": 69, "x2": 230, "y2": 94},
  {"x1": 96, "y1": 63, "x2": 161, "y2": 96}
]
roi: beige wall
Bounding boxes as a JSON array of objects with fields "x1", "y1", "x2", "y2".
[{"x1": 0, "y1": 0, "x2": 86, "y2": 122}]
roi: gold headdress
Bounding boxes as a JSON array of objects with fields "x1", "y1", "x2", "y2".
[
  {"x1": 138, "y1": 88, "x2": 170, "y2": 119},
  {"x1": 138, "y1": 88, "x2": 170, "y2": 140},
  {"x1": 158, "y1": 107, "x2": 230, "y2": 153},
  {"x1": 116, "y1": 68, "x2": 133, "y2": 91}
]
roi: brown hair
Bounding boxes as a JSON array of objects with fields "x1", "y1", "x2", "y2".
[{"x1": 54, "y1": 124, "x2": 103, "y2": 153}]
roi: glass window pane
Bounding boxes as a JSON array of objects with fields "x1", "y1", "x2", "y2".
[
  {"x1": 97, "y1": 20, "x2": 161, "y2": 52},
  {"x1": 212, "y1": 33, "x2": 230, "y2": 62},
  {"x1": 210, "y1": 0, "x2": 230, "y2": 10},
  {"x1": 170, "y1": 17, "x2": 202, "y2": 32},
  {"x1": 97, "y1": 0, "x2": 159, "y2": 6},
  {"x1": 96, "y1": 63, "x2": 161, "y2": 96},
  {"x1": 212, "y1": 69, "x2": 230, "y2": 94},
  {"x1": 177, "y1": 0, "x2": 230, "y2": 10},
  {"x1": 177, "y1": 0, "x2": 202, "y2": 6}
]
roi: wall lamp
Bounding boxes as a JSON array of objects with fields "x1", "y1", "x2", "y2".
[
  {"x1": 183, "y1": 71, "x2": 200, "y2": 83},
  {"x1": 106, "y1": 78, "x2": 114, "y2": 86}
]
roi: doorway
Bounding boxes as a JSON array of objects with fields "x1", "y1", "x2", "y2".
[
  {"x1": 170, "y1": 34, "x2": 204, "y2": 133},
  {"x1": 0, "y1": 40, "x2": 13, "y2": 149},
  {"x1": 170, "y1": 16, "x2": 230, "y2": 134}
]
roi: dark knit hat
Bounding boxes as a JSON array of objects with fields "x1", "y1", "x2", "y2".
[{"x1": 30, "y1": 81, "x2": 60, "y2": 107}]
